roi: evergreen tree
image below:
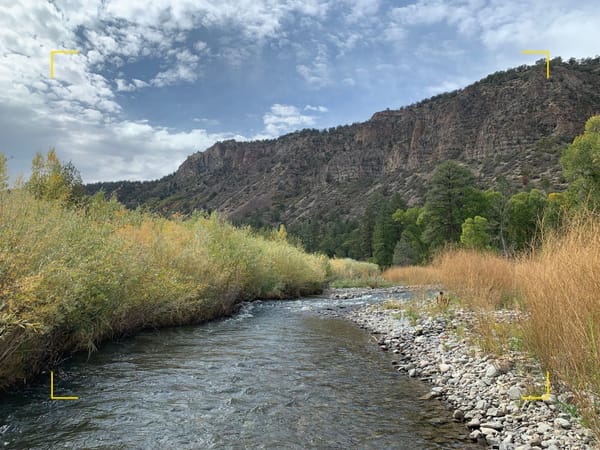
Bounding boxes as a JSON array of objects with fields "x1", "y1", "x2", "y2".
[
  {"x1": 372, "y1": 194, "x2": 406, "y2": 267},
  {"x1": 358, "y1": 192, "x2": 384, "y2": 259},
  {"x1": 421, "y1": 161, "x2": 480, "y2": 249}
]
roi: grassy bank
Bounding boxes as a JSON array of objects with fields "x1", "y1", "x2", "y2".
[
  {"x1": 0, "y1": 190, "x2": 328, "y2": 390},
  {"x1": 383, "y1": 213, "x2": 600, "y2": 433},
  {"x1": 328, "y1": 258, "x2": 384, "y2": 288}
]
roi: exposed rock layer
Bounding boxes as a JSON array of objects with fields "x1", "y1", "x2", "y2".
[{"x1": 88, "y1": 60, "x2": 600, "y2": 224}]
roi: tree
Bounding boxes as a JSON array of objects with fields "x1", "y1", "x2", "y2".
[
  {"x1": 480, "y1": 190, "x2": 508, "y2": 253},
  {"x1": 421, "y1": 161, "x2": 482, "y2": 249},
  {"x1": 460, "y1": 216, "x2": 491, "y2": 250},
  {"x1": 505, "y1": 189, "x2": 548, "y2": 250},
  {"x1": 561, "y1": 115, "x2": 600, "y2": 209},
  {"x1": 392, "y1": 206, "x2": 428, "y2": 265},
  {"x1": 25, "y1": 149, "x2": 85, "y2": 205},
  {"x1": 358, "y1": 193, "x2": 384, "y2": 259},
  {"x1": 0, "y1": 153, "x2": 8, "y2": 190},
  {"x1": 372, "y1": 194, "x2": 406, "y2": 267}
]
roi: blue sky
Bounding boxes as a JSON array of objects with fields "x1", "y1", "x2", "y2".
[{"x1": 1, "y1": 0, "x2": 599, "y2": 182}]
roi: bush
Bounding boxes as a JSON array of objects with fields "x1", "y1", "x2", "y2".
[{"x1": 0, "y1": 190, "x2": 327, "y2": 389}]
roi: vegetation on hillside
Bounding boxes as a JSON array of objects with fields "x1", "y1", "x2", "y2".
[{"x1": 0, "y1": 152, "x2": 329, "y2": 390}]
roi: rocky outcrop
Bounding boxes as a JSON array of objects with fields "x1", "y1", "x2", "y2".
[{"x1": 88, "y1": 59, "x2": 600, "y2": 224}]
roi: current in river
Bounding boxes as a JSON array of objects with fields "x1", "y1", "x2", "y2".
[{"x1": 0, "y1": 292, "x2": 478, "y2": 449}]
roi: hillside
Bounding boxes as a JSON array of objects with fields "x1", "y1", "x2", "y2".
[{"x1": 88, "y1": 58, "x2": 600, "y2": 228}]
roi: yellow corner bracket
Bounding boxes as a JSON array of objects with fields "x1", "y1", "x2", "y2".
[
  {"x1": 521, "y1": 371, "x2": 551, "y2": 401},
  {"x1": 50, "y1": 50, "x2": 79, "y2": 79},
  {"x1": 522, "y1": 49, "x2": 550, "y2": 79},
  {"x1": 50, "y1": 371, "x2": 78, "y2": 400}
]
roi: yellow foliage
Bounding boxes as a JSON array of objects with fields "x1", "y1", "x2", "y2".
[{"x1": 0, "y1": 189, "x2": 327, "y2": 390}]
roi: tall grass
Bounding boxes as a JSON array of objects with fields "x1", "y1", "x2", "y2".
[
  {"x1": 517, "y1": 213, "x2": 600, "y2": 427},
  {"x1": 384, "y1": 250, "x2": 518, "y2": 309},
  {"x1": 0, "y1": 190, "x2": 328, "y2": 389},
  {"x1": 383, "y1": 265, "x2": 441, "y2": 286},
  {"x1": 383, "y1": 213, "x2": 600, "y2": 433}
]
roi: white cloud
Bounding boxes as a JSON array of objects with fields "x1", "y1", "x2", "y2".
[
  {"x1": 304, "y1": 105, "x2": 329, "y2": 112},
  {"x1": 263, "y1": 104, "x2": 317, "y2": 137},
  {"x1": 425, "y1": 77, "x2": 471, "y2": 96},
  {"x1": 151, "y1": 48, "x2": 202, "y2": 86},
  {"x1": 345, "y1": 0, "x2": 381, "y2": 24},
  {"x1": 296, "y1": 44, "x2": 331, "y2": 87}
]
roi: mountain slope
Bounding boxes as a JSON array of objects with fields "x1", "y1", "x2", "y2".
[{"x1": 88, "y1": 58, "x2": 600, "y2": 226}]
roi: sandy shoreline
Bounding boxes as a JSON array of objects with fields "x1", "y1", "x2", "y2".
[{"x1": 324, "y1": 287, "x2": 597, "y2": 450}]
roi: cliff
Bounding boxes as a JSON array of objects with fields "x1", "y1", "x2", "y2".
[{"x1": 87, "y1": 58, "x2": 600, "y2": 225}]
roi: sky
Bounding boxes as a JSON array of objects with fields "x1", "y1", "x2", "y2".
[{"x1": 1, "y1": 0, "x2": 599, "y2": 183}]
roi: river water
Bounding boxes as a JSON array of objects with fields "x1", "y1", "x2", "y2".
[{"x1": 0, "y1": 292, "x2": 477, "y2": 449}]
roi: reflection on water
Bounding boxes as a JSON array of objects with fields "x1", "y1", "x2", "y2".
[{"x1": 0, "y1": 293, "x2": 477, "y2": 449}]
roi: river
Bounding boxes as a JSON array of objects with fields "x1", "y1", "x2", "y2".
[{"x1": 0, "y1": 291, "x2": 477, "y2": 449}]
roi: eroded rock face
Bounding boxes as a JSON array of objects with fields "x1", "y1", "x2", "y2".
[{"x1": 88, "y1": 60, "x2": 600, "y2": 223}]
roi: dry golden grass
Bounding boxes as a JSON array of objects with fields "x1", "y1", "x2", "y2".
[
  {"x1": 433, "y1": 249, "x2": 520, "y2": 310},
  {"x1": 384, "y1": 214, "x2": 600, "y2": 434},
  {"x1": 384, "y1": 250, "x2": 519, "y2": 309},
  {"x1": 516, "y1": 212, "x2": 600, "y2": 426},
  {"x1": 382, "y1": 265, "x2": 440, "y2": 286}
]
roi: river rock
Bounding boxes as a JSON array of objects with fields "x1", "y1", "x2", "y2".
[
  {"x1": 469, "y1": 430, "x2": 482, "y2": 441},
  {"x1": 553, "y1": 417, "x2": 571, "y2": 429},
  {"x1": 480, "y1": 426, "x2": 498, "y2": 436},
  {"x1": 508, "y1": 385, "x2": 523, "y2": 400},
  {"x1": 466, "y1": 418, "x2": 480, "y2": 429},
  {"x1": 452, "y1": 409, "x2": 464, "y2": 421},
  {"x1": 537, "y1": 423, "x2": 552, "y2": 434},
  {"x1": 485, "y1": 364, "x2": 500, "y2": 378},
  {"x1": 480, "y1": 421, "x2": 504, "y2": 431},
  {"x1": 439, "y1": 363, "x2": 451, "y2": 373}
]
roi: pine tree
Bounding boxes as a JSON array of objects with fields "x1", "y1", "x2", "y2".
[{"x1": 421, "y1": 161, "x2": 480, "y2": 249}]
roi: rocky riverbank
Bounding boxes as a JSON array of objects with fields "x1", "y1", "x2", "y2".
[{"x1": 333, "y1": 288, "x2": 596, "y2": 449}]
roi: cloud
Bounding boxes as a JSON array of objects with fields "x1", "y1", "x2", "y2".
[
  {"x1": 344, "y1": 0, "x2": 381, "y2": 24},
  {"x1": 296, "y1": 44, "x2": 332, "y2": 87},
  {"x1": 425, "y1": 77, "x2": 471, "y2": 95},
  {"x1": 115, "y1": 78, "x2": 149, "y2": 91},
  {"x1": 193, "y1": 117, "x2": 220, "y2": 126},
  {"x1": 262, "y1": 104, "x2": 317, "y2": 137},
  {"x1": 304, "y1": 105, "x2": 329, "y2": 112},
  {"x1": 151, "y1": 48, "x2": 201, "y2": 86}
]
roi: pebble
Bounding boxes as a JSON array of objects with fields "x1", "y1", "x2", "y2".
[
  {"x1": 554, "y1": 418, "x2": 571, "y2": 429},
  {"x1": 341, "y1": 288, "x2": 597, "y2": 450},
  {"x1": 508, "y1": 386, "x2": 523, "y2": 400},
  {"x1": 485, "y1": 364, "x2": 500, "y2": 378}
]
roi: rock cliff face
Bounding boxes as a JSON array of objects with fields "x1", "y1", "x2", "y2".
[{"x1": 88, "y1": 59, "x2": 600, "y2": 225}]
